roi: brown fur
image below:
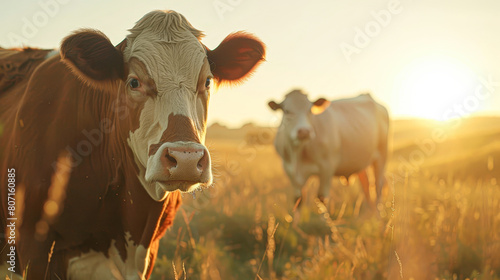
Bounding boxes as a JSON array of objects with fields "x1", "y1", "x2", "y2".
[
  {"x1": 0, "y1": 45, "x2": 179, "y2": 279},
  {"x1": 148, "y1": 113, "x2": 201, "y2": 156},
  {"x1": 206, "y1": 31, "x2": 266, "y2": 86},
  {"x1": 61, "y1": 29, "x2": 125, "y2": 82}
]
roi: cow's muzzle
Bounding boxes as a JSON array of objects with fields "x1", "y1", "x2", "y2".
[
  {"x1": 297, "y1": 128, "x2": 311, "y2": 141},
  {"x1": 163, "y1": 146, "x2": 209, "y2": 180},
  {"x1": 145, "y1": 142, "x2": 212, "y2": 192}
]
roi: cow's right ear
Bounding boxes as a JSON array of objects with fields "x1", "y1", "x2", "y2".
[
  {"x1": 313, "y1": 98, "x2": 328, "y2": 107},
  {"x1": 207, "y1": 32, "x2": 265, "y2": 86},
  {"x1": 311, "y1": 98, "x2": 330, "y2": 115},
  {"x1": 61, "y1": 29, "x2": 125, "y2": 86},
  {"x1": 268, "y1": 101, "x2": 281, "y2": 111}
]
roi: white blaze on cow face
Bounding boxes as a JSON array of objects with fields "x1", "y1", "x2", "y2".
[{"x1": 123, "y1": 11, "x2": 213, "y2": 201}]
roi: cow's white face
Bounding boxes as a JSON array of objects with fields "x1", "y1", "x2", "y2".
[
  {"x1": 60, "y1": 10, "x2": 265, "y2": 201},
  {"x1": 122, "y1": 12, "x2": 213, "y2": 201},
  {"x1": 124, "y1": 55, "x2": 212, "y2": 200},
  {"x1": 269, "y1": 90, "x2": 327, "y2": 146}
]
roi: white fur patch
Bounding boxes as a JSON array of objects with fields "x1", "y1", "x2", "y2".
[
  {"x1": 67, "y1": 251, "x2": 123, "y2": 280},
  {"x1": 67, "y1": 232, "x2": 149, "y2": 280}
]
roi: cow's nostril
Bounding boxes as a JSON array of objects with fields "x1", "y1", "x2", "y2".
[
  {"x1": 297, "y1": 129, "x2": 310, "y2": 140},
  {"x1": 165, "y1": 153, "x2": 177, "y2": 165},
  {"x1": 197, "y1": 151, "x2": 207, "y2": 171}
]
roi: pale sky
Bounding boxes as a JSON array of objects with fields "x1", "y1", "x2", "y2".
[{"x1": 2, "y1": 0, "x2": 499, "y2": 127}]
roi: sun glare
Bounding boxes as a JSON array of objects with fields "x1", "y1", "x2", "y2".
[{"x1": 395, "y1": 55, "x2": 478, "y2": 121}]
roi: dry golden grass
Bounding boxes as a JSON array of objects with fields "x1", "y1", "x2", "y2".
[{"x1": 152, "y1": 118, "x2": 500, "y2": 280}]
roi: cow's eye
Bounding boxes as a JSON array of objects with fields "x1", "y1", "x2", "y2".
[
  {"x1": 205, "y1": 77, "x2": 212, "y2": 88},
  {"x1": 129, "y1": 78, "x2": 141, "y2": 89}
]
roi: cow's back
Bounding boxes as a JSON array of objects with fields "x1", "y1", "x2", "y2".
[
  {"x1": 0, "y1": 48, "x2": 52, "y2": 152},
  {"x1": 0, "y1": 48, "x2": 52, "y2": 112},
  {"x1": 0, "y1": 47, "x2": 54, "y2": 188},
  {"x1": 0, "y1": 48, "x2": 53, "y2": 194},
  {"x1": 315, "y1": 94, "x2": 384, "y2": 176}
]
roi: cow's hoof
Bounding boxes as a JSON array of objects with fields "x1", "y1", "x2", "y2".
[{"x1": 293, "y1": 196, "x2": 302, "y2": 210}]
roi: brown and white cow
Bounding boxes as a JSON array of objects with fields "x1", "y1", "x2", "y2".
[
  {"x1": 268, "y1": 90, "x2": 389, "y2": 207},
  {"x1": 0, "y1": 10, "x2": 265, "y2": 279}
]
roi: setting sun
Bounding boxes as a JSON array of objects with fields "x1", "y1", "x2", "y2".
[{"x1": 395, "y1": 55, "x2": 478, "y2": 121}]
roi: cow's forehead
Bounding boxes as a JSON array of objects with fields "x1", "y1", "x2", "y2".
[
  {"x1": 126, "y1": 39, "x2": 207, "y2": 94},
  {"x1": 283, "y1": 92, "x2": 311, "y2": 110},
  {"x1": 126, "y1": 10, "x2": 204, "y2": 43},
  {"x1": 122, "y1": 10, "x2": 207, "y2": 94}
]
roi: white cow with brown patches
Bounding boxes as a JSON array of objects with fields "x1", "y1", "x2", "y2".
[{"x1": 268, "y1": 89, "x2": 389, "y2": 207}]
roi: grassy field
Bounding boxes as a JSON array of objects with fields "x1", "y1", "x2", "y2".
[{"x1": 151, "y1": 117, "x2": 500, "y2": 280}]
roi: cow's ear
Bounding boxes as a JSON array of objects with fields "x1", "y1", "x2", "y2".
[
  {"x1": 61, "y1": 29, "x2": 125, "y2": 85},
  {"x1": 311, "y1": 98, "x2": 329, "y2": 115},
  {"x1": 313, "y1": 98, "x2": 327, "y2": 107},
  {"x1": 207, "y1": 32, "x2": 265, "y2": 86},
  {"x1": 268, "y1": 101, "x2": 281, "y2": 111}
]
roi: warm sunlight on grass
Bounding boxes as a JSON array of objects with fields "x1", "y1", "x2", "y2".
[
  {"x1": 396, "y1": 55, "x2": 478, "y2": 121},
  {"x1": 151, "y1": 118, "x2": 500, "y2": 280}
]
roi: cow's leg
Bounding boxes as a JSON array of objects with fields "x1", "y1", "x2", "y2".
[
  {"x1": 373, "y1": 154, "x2": 387, "y2": 206},
  {"x1": 291, "y1": 180, "x2": 305, "y2": 206},
  {"x1": 317, "y1": 176, "x2": 326, "y2": 201},
  {"x1": 317, "y1": 164, "x2": 336, "y2": 203},
  {"x1": 317, "y1": 156, "x2": 341, "y2": 203},
  {"x1": 358, "y1": 169, "x2": 371, "y2": 203},
  {"x1": 283, "y1": 163, "x2": 306, "y2": 206},
  {"x1": 374, "y1": 110, "x2": 389, "y2": 206},
  {"x1": 318, "y1": 173, "x2": 332, "y2": 202}
]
